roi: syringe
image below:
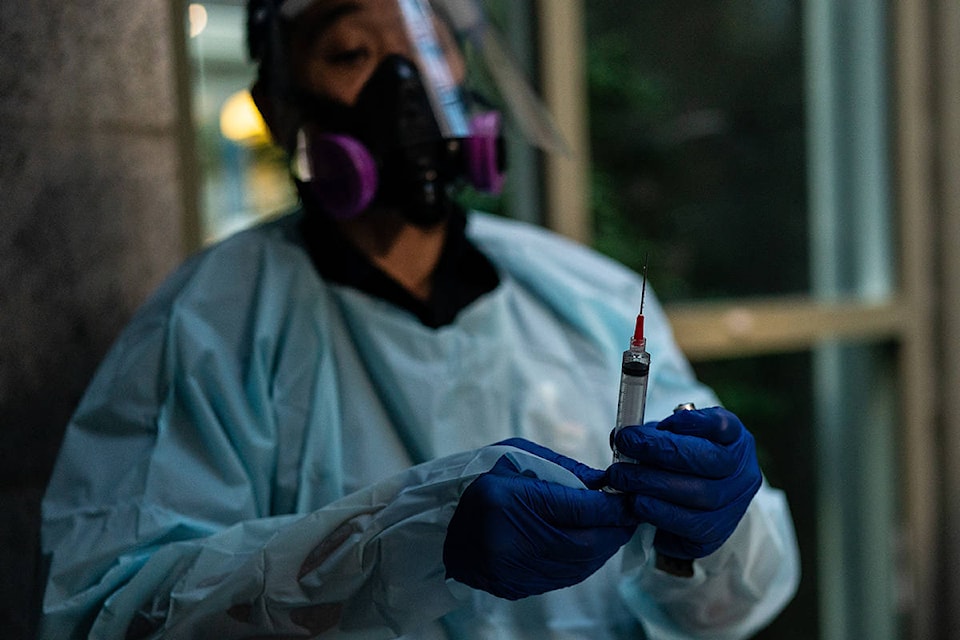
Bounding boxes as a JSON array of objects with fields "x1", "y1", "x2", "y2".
[
  {"x1": 611, "y1": 259, "x2": 651, "y2": 465},
  {"x1": 606, "y1": 260, "x2": 697, "y2": 577}
]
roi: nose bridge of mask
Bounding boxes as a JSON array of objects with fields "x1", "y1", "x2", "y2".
[{"x1": 353, "y1": 55, "x2": 442, "y2": 152}]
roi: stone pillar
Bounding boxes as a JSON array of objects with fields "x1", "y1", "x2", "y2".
[{"x1": 0, "y1": 1, "x2": 195, "y2": 635}]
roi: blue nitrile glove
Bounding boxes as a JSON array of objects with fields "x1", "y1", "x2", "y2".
[
  {"x1": 443, "y1": 439, "x2": 637, "y2": 600},
  {"x1": 607, "y1": 407, "x2": 762, "y2": 560}
]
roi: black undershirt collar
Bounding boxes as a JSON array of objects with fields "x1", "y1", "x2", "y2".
[{"x1": 299, "y1": 208, "x2": 501, "y2": 329}]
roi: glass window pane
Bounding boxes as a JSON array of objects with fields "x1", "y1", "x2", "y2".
[
  {"x1": 585, "y1": 0, "x2": 807, "y2": 301},
  {"x1": 188, "y1": 1, "x2": 296, "y2": 243}
]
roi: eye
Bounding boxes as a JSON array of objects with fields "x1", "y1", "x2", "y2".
[{"x1": 324, "y1": 47, "x2": 370, "y2": 66}]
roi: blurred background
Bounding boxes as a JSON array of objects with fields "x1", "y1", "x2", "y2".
[{"x1": 2, "y1": 1, "x2": 959, "y2": 638}]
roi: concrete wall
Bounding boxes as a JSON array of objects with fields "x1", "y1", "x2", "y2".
[{"x1": 0, "y1": 1, "x2": 193, "y2": 636}]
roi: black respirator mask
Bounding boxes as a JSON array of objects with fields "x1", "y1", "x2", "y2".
[{"x1": 291, "y1": 55, "x2": 505, "y2": 227}]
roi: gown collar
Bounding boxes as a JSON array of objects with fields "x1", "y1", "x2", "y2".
[{"x1": 299, "y1": 207, "x2": 500, "y2": 328}]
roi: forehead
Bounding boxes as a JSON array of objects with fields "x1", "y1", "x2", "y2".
[{"x1": 285, "y1": 0, "x2": 406, "y2": 38}]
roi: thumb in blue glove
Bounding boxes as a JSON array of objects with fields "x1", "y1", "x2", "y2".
[
  {"x1": 443, "y1": 446, "x2": 637, "y2": 600},
  {"x1": 607, "y1": 407, "x2": 761, "y2": 560},
  {"x1": 493, "y1": 437, "x2": 609, "y2": 489}
]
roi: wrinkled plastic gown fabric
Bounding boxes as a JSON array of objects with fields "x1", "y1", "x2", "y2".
[{"x1": 40, "y1": 211, "x2": 799, "y2": 639}]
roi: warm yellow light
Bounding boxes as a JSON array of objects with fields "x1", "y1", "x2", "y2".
[
  {"x1": 219, "y1": 90, "x2": 271, "y2": 146},
  {"x1": 188, "y1": 4, "x2": 208, "y2": 38}
]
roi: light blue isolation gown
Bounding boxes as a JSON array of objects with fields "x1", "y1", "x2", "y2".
[{"x1": 40, "y1": 211, "x2": 799, "y2": 639}]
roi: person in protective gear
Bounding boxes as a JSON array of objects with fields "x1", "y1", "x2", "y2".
[{"x1": 38, "y1": 0, "x2": 801, "y2": 638}]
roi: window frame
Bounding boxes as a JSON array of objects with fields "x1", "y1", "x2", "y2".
[{"x1": 536, "y1": 0, "x2": 956, "y2": 637}]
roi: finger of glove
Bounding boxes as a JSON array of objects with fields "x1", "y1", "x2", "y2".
[
  {"x1": 629, "y1": 495, "x2": 732, "y2": 558},
  {"x1": 606, "y1": 463, "x2": 758, "y2": 510},
  {"x1": 495, "y1": 437, "x2": 607, "y2": 489},
  {"x1": 476, "y1": 455, "x2": 638, "y2": 528},
  {"x1": 516, "y1": 473, "x2": 640, "y2": 529},
  {"x1": 630, "y1": 483, "x2": 760, "y2": 558},
  {"x1": 614, "y1": 425, "x2": 750, "y2": 477},
  {"x1": 657, "y1": 407, "x2": 744, "y2": 445},
  {"x1": 474, "y1": 475, "x2": 637, "y2": 559},
  {"x1": 453, "y1": 523, "x2": 635, "y2": 601},
  {"x1": 448, "y1": 460, "x2": 638, "y2": 600}
]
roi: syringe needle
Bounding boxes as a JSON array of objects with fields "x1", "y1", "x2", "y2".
[
  {"x1": 640, "y1": 252, "x2": 648, "y2": 314},
  {"x1": 631, "y1": 253, "x2": 649, "y2": 348}
]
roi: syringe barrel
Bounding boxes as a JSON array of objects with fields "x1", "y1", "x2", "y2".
[{"x1": 612, "y1": 344, "x2": 650, "y2": 464}]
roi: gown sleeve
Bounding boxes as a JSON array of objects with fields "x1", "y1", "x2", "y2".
[{"x1": 42, "y1": 431, "x2": 510, "y2": 639}]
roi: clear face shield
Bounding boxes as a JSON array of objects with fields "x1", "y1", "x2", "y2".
[
  {"x1": 279, "y1": 0, "x2": 565, "y2": 148},
  {"x1": 262, "y1": 0, "x2": 565, "y2": 223},
  {"x1": 430, "y1": 0, "x2": 568, "y2": 154}
]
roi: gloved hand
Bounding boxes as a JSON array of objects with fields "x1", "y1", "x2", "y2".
[
  {"x1": 443, "y1": 438, "x2": 637, "y2": 600},
  {"x1": 607, "y1": 407, "x2": 761, "y2": 560}
]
